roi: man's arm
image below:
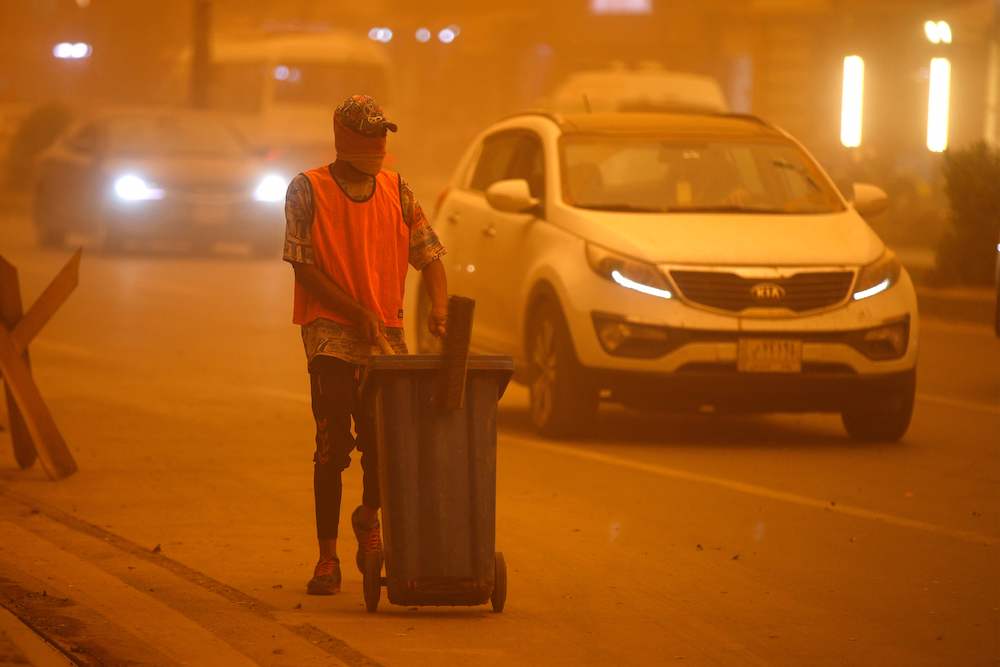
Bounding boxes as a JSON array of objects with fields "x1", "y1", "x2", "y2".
[
  {"x1": 400, "y1": 176, "x2": 449, "y2": 338},
  {"x1": 283, "y1": 174, "x2": 381, "y2": 342},
  {"x1": 290, "y1": 263, "x2": 382, "y2": 343},
  {"x1": 421, "y1": 258, "x2": 448, "y2": 337}
]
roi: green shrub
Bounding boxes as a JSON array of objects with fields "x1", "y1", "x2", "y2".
[
  {"x1": 3, "y1": 102, "x2": 74, "y2": 189},
  {"x1": 937, "y1": 142, "x2": 1000, "y2": 285}
]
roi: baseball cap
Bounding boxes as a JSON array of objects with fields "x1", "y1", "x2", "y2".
[{"x1": 334, "y1": 94, "x2": 398, "y2": 136}]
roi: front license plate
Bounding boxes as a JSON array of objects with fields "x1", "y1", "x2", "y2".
[
  {"x1": 737, "y1": 338, "x2": 803, "y2": 373},
  {"x1": 192, "y1": 202, "x2": 228, "y2": 225}
]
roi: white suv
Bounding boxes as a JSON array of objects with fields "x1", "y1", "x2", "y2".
[{"x1": 420, "y1": 112, "x2": 918, "y2": 441}]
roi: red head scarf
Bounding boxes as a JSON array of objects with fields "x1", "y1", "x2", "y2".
[{"x1": 334, "y1": 116, "x2": 387, "y2": 163}]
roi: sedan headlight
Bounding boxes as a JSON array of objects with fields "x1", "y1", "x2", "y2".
[
  {"x1": 113, "y1": 173, "x2": 164, "y2": 201},
  {"x1": 254, "y1": 173, "x2": 288, "y2": 203},
  {"x1": 586, "y1": 243, "x2": 673, "y2": 299},
  {"x1": 853, "y1": 249, "x2": 902, "y2": 301}
]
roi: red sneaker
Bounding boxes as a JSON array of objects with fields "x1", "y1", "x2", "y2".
[
  {"x1": 306, "y1": 557, "x2": 341, "y2": 595},
  {"x1": 351, "y1": 506, "x2": 383, "y2": 574}
]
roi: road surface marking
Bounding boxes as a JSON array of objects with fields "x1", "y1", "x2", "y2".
[
  {"x1": 505, "y1": 435, "x2": 999, "y2": 546},
  {"x1": 0, "y1": 605, "x2": 74, "y2": 667},
  {"x1": 0, "y1": 522, "x2": 260, "y2": 666},
  {"x1": 917, "y1": 393, "x2": 1000, "y2": 416}
]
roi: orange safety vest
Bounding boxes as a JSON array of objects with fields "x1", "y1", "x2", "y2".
[{"x1": 293, "y1": 166, "x2": 409, "y2": 328}]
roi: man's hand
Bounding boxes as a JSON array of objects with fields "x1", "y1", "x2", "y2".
[
  {"x1": 428, "y1": 306, "x2": 447, "y2": 338},
  {"x1": 420, "y1": 258, "x2": 449, "y2": 339},
  {"x1": 357, "y1": 308, "x2": 383, "y2": 343}
]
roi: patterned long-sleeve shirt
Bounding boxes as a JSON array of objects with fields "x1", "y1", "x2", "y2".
[{"x1": 283, "y1": 169, "x2": 446, "y2": 366}]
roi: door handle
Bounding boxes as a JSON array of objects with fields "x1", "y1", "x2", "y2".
[{"x1": 482, "y1": 225, "x2": 497, "y2": 238}]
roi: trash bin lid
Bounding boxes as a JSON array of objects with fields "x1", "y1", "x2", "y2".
[{"x1": 364, "y1": 354, "x2": 515, "y2": 397}]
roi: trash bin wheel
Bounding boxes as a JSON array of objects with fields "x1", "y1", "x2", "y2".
[
  {"x1": 363, "y1": 552, "x2": 382, "y2": 613},
  {"x1": 491, "y1": 552, "x2": 507, "y2": 613}
]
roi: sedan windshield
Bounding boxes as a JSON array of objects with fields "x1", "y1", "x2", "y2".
[
  {"x1": 561, "y1": 136, "x2": 844, "y2": 214},
  {"x1": 107, "y1": 116, "x2": 248, "y2": 158}
]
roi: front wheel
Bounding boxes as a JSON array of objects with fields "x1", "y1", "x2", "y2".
[
  {"x1": 362, "y1": 552, "x2": 382, "y2": 613},
  {"x1": 841, "y1": 370, "x2": 916, "y2": 442},
  {"x1": 527, "y1": 300, "x2": 597, "y2": 437},
  {"x1": 491, "y1": 552, "x2": 507, "y2": 613},
  {"x1": 34, "y1": 183, "x2": 65, "y2": 248}
]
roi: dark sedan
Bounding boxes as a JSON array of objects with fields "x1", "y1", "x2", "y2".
[{"x1": 33, "y1": 109, "x2": 289, "y2": 255}]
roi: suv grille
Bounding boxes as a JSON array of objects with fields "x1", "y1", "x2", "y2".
[{"x1": 670, "y1": 270, "x2": 854, "y2": 313}]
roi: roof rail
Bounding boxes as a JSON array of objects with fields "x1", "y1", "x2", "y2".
[
  {"x1": 497, "y1": 109, "x2": 565, "y2": 126},
  {"x1": 714, "y1": 112, "x2": 775, "y2": 128}
]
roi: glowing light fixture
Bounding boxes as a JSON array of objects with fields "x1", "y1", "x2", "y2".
[
  {"x1": 927, "y1": 57, "x2": 951, "y2": 153},
  {"x1": 611, "y1": 270, "x2": 673, "y2": 300},
  {"x1": 840, "y1": 55, "x2": 865, "y2": 148},
  {"x1": 438, "y1": 27, "x2": 457, "y2": 44},
  {"x1": 852, "y1": 278, "x2": 890, "y2": 301},
  {"x1": 53, "y1": 42, "x2": 92, "y2": 60},
  {"x1": 924, "y1": 20, "x2": 952, "y2": 45},
  {"x1": 253, "y1": 173, "x2": 288, "y2": 203},
  {"x1": 591, "y1": 0, "x2": 652, "y2": 14},
  {"x1": 368, "y1": 27, "x2": 393, "y2": 43},
  {"x1": 415, "y1": 28, "x2": 431, "y2": 43},
  {"x1": 113, "y1": 174, "x2": 163, "y2": 201}
]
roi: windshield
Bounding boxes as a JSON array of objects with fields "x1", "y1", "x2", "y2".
[
  {"x1": 561, "y1": 136, "x2": 844, "y2": 214},
  {"x1": 107, "y1": 116, "x2": 248, "y2": 157}
]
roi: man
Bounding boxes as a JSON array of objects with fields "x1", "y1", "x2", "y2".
[{"x1": 283, "y1": 94, "x2": 448, "y2": 595}]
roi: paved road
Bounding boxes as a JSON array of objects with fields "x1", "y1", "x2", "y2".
[{"x1": 0, "y1": 216, "x2": 998, "y2": 666}]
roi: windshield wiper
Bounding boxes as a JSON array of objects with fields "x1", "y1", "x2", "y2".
[
  {"x1": 771, "y1": 159, "x2": 820, "y2": 192},
  {"x1": 665, "y1": 205, "x2": 791, "y2": 214},
  {"x1": 575, "y1": 203, "x2": 667, "y2": 213}
]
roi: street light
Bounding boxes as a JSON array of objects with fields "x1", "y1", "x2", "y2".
[
  {"x1": 924, "y1": 20, "x2": 952, "y2": 45},
  {"x1": 840, "y1": 55, "x2": 865, "y2": 148},
  {"x1": 927, "y1": 57, "x2": 952, "y2": 152}
]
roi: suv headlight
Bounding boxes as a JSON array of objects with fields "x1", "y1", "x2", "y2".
[
  {"x1": 254, "y1": 173, "x2": 288, "y2": 203},
  {"x1": 113, "y1": 173, "x2": 164, "y2": 201},
  {"x1": 586, "y1": 243, "x2": 673, "y2": 299},
  {"x1": 853, "y1": 249, "x2": 901, "y2": 301}
]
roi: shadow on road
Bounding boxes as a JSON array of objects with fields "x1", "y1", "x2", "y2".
[{"x1": 498, "y1": 401, "x2": 906, "y2": 453}]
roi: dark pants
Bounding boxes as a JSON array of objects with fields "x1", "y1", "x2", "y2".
[{"x1": 310, "y1": 356, "x2": 379, "y2": 540}]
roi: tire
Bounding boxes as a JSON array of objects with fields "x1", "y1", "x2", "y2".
[
  {"x1": 362, "y1": 552, "x2": 382, "y2": 613},
  {"x1": 33, "y1": 184, "x2": 65, "y2": 248},
  {"x1": 415, "y1": 282, "x2": 442, "y2": 354},
  {"x1": 526, "y1": 299, "x2": 598, "y2": 437},
  {"x1": 37, "y1": 225, "x2": 65, "y2": 248},
  {"x1": 841, "y1": 370, "x2": 916, "y2": 442},
  {"x1": 994, "y1": 283, "x2": 999, "y2": 338},
  {"x1": 491, "y1": 552, "x2": 507, "y2": 613},
  {"x1": 102, "y1": 228, "x2": 127, "y2": 254}
]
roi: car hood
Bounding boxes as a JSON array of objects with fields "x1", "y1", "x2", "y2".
[
  {"x1": 569, "y1": 208, "x2": 885, "y2": 266},
  {"x1": 102, "y1": 155, "x2": 273, "y2": 192}
]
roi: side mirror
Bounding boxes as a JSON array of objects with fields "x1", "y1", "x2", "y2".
[
  {"x1": 852, "y1": 183, "x2": 889, "y2": 218},
  {"x1": 485, "y1": 179, "x2": 540, "y2": 215}
]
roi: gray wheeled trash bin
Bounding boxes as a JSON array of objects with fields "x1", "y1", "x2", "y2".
[{"x1": 361, "y1": 354, "x2": 514, "y2": 613}]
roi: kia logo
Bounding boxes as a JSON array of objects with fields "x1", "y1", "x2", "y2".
[{"x1": 750, "y1": 282, "x2": 786, "y2": 302}]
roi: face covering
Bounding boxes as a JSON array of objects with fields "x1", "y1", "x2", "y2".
[{"x1": 334, "y1": 116, "x2": 386, "y2": 176}]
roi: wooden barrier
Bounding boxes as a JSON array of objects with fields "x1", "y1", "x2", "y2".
[{"x1": 0, "y1": 250, "x2": 80, "y2": 480}]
